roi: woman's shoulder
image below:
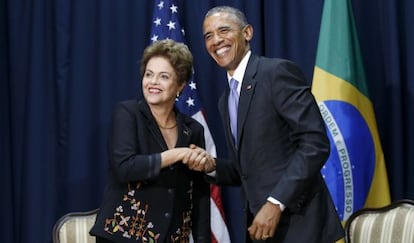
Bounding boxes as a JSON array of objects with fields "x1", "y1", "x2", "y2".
[{"x1": 116, "y1": 99, "x2": 140, "y2": 108}]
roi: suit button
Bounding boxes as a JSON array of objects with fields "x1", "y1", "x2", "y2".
[
  {"x1": 164, "y1": 212, "x2": 170, "y2": 218},
  {"x1": 242, "y1": 174, "x2": 248, "y2": 180},
  {"x1": 168, "y1": 188, "x2": 173, "y2": 194}
]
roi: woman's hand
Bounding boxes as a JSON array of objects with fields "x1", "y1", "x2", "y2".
[
  {"x1": 182, "y1": 144, "x2": 216, "y2": 172},
  {"x1": 160, "y1": 147, "x2": 191, "y2": 168}
]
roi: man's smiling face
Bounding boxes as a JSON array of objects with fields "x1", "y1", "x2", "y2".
[{"x1": 203, "y1": 12, "x2": 252, "y2": 75}]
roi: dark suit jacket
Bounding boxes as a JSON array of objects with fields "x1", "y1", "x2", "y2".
[
  {"x1": 215, "y1": 55, "x2": 344, "y2": 243},
  {"x1": 90, "y1": 100, "x2": 210, "y2": 243}
]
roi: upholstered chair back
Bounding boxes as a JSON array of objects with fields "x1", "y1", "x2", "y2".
[
  {"x1": 53, "y1": 208, "x2": 99, "y2": 243},
  {"x1": 345, "y1": 200, "x2": 414, "y2": 243}
]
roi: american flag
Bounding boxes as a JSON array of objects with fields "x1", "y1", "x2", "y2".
[{"x1": 149, "y1": 1, "x2": 230, "y2": 242}]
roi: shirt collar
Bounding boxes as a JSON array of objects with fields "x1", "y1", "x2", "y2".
[{"x1": 227, "y1": 50, "x2": 251, "y2": 93}]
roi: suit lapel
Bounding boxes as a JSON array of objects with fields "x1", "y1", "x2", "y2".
[
  {"x1": 237, "y1": 55, "x2": 259, "y2": 144},
  {"x1": 138, "y1": 101, "x2": 168, "y2": 150}
]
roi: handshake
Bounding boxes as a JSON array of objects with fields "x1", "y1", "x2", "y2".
[{"x1": 181, "y1": 144, "x2": 216, "y2": 173}]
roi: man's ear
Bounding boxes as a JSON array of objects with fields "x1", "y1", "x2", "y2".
[{"x1": 243, "y1": 24, "x2": 253, "y2": 42}]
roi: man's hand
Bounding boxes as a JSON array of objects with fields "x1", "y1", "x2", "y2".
[
  {"x1": 182, "y1": 144, "x2": 216, "y2": 172},
  {"x1": 248, "y1": 201, "x2": 281, "y2": 241}
]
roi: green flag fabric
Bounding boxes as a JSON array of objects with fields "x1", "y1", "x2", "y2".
[{"x1": 311, "y1": 0, "x2": 391, "y2": 222}]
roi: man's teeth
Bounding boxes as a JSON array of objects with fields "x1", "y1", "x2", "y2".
[{"x1": 216, "y1": 47, "x2": 230, "y2": 56}]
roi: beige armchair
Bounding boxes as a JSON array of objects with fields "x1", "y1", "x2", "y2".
[
  {"x1": 345, "y1": 199, "x2": 414, "y2": 243},
  {"x1": 53, "y1": 208, "x2": 99, "y2": 243}
]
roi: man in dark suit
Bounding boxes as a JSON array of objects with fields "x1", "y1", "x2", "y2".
[{"x1": 186, "y1": 5, "x2": 344, "y2": 243}]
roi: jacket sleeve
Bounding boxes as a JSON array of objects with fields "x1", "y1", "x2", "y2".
[
  {"x1": 109, "y1": 102, "x2": 162, "y2": 183},
  {"x1": 268, "y1": 60, "x2": 330, "y2": 211},
  {"x1": 188, "y1": 123, "x2": 211, "y2": 242}
]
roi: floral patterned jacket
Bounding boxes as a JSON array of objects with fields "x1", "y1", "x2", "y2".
[{"x1": 90, "y1": 100, "x2": 211, "y2": 243}]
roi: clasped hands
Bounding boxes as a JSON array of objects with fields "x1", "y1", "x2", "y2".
[{"x1": 182, "y1": 144, "x2": 216, "y2": 173}]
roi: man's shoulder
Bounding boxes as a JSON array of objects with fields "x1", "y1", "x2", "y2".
[
  {"x1": 254, "y1": 54, "x2": 295, "y2": 67},
  {"x1": 251, "y1": 55, "x2": 302, "y2": 74}
]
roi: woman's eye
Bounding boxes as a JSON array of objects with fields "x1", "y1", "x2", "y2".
[
  {"x1": 160, "y1": 74, "x2": 170, "y2": 80},
  {"x1": 144, "y1": 72, "x2": 153, "y2": 78}
]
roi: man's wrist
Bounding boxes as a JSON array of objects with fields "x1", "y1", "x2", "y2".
[
  {"x1": 206, "y1": 170, "x2": 216, "y2": 177},
  {"x1": 267, "y1": 197, "x2": 286, "y2": 211}
]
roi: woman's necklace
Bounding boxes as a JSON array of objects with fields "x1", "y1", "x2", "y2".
[
  {"x1": 158, "y1": 123, "x2": 177, "y2": 129},
  {"x1": 154, "y1": 110, "x2": 177, "y2": 130}
]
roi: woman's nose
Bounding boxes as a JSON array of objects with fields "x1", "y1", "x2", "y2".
[{"x1": 149, "y1": 76, "x2": 159, "y2": 84}]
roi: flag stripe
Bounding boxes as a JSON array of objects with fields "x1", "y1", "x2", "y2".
[
  {"x1": 315, "y1": 0, "x2": 368, "y2": 95},
  {"x1": 191, "y1": 111, "x2": 217, "y2": 157},
  {"x1": 210, "y1": 197, "x2": 231, "y2": 242}
]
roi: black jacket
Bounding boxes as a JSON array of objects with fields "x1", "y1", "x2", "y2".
[
  {"x1": 90, "y1": 100, "x2": 210, "y2": 243},
  {"x1": 215, "y1": 55, "x2": 344, "y2": 243}
]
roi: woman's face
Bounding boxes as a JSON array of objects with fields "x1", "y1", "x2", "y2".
[{"x1": 142, "y1": 56, "x2": 184, "y2": 108}]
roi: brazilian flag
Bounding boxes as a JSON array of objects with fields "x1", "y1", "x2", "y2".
[{"x1": 311, "y1": 0, "x2": 391, "y2": 221}]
